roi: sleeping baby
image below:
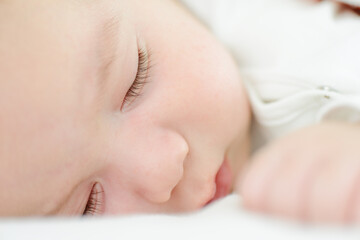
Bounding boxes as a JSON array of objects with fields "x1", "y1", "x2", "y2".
[{"x1": 0, "y1": 0, "x2": 359, "y2": 223}]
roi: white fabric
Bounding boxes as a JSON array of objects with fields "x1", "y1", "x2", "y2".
[
  {"x1": 2, "y1": 1, "x2": 360, "y2": 237},
  {"x1": 1, "y1": 195, "x2": 360, "y2": 240},
  {"x1": 182, "y1": 0, "x2": 360, "y2": 149}
]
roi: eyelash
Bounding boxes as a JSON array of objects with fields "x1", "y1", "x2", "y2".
[
  {"x1": 83, "y1": 183, "x2": 104, "y2": 216},
  {"x1": 83, "y1": 49, "x2": 150, "y2": 215},
  {"x1": 122, "y1": 47, "x2": 150, "y2": 108}
]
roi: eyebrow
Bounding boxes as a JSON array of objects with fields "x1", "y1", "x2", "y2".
[
  {"x1": 49, "y1": 17, "x2": 123, "y2": 216},
  {"x1": 95, "y1": 15, "x2": 122, "y2": 96},
  {"x1": 46, "y1": 11, "x2": 121, "y2": 218}
]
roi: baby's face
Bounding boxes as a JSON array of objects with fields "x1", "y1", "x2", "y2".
[{"x1": 0, "y1": 0, "x2": 250, "y2": 216}]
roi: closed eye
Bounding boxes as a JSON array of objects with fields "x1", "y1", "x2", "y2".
[
  {"x1": 121, "y1": 46, "x2": 151, "y2": 110},
  {"x1": 83, "y1": 182, "x2": 105, "y2": 216}
]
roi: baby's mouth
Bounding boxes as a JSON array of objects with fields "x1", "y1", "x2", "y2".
[{"x1": 206, "y1": 158, "x2": 233, "y2": 205}]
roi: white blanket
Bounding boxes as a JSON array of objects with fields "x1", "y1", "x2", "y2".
[
  {"x1": 1, "y1": 1, "x2": 360, "y2": 238},
  {"x1": 1, "y1": 195, "x2": 359, "y2": 240}
]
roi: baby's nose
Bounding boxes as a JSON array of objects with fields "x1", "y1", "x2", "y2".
[{"x1": 135, "y1": 129, "x2": 189, "y2": 204}]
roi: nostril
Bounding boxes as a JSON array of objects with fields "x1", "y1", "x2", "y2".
[
  {"x1": 142, "y1": 188, "x2": 172, "y2": 204},
  {"x1": 141, "y1": 161, "x2": 184, "y2": 204},
  {"x1": 172, "y1": 131, "x2": 189, "y2": 166},
  {"x1": 135, "y1": 129, "x2": 188, "y2": 204}
]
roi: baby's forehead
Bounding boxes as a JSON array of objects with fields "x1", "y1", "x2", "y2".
[
  {"x1": 1, "y1": 0, "x2": 123, "y2": 84},
  {"x1": 0, "y1": 0, "x2": 131, "y2": 136},
  {"x1": 0, "y1": 0, "x2": 129, "y2": 215}
]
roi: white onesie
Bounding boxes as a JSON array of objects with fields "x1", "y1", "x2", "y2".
[{"x1": 181, "y1": 0, "x2": 360, "y2": 150}]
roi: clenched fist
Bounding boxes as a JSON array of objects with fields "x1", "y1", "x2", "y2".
[{"x1": 239, "y1": 122, "x2": 360, "y2": 223}]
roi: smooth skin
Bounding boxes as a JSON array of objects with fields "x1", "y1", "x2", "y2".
[
  {"x1": 240, "y1": 122, "x2": 360, "y2": 223},
  {"x1": 1, "y1": 0, "x2": 359, "y2": 223},
  {"x1": 0, "y1": 0, "x2": 251, "y2": 216}
]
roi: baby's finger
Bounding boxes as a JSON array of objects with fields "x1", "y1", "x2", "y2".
[
  {"x1": 239, "y1": 147, "x2": 287, "y2": 212},
  {"x1": 352, "y1": 179, "x2": 360, "y2": 222},
  {"x1": 264, "y1": 152, "x2": 322, "y2": 220},
  {"x1": 307, "y1": 157, "x2": 360, "y2": 223}
]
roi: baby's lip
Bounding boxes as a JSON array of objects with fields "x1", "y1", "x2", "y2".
[{"x1": 206, "y1": 158, "x2": 233, "y2": 205}]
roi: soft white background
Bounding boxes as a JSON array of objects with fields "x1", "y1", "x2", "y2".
[
  {"x1": 1, "y1": 195, "x2": 360, "y2": 240},
  {"x1": 1, "y1": 1, "x2": 360, "y2": 239}
]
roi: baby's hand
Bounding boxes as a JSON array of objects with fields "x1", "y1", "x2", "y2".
[{"x1": 238, "y1": 122, "x2": 360, "y2": 223}]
